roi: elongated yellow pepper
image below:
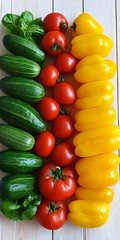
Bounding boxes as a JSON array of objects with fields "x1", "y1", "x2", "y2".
[
  {"x1": 75, "y1": 153, "x2": 119, "y2": 188},
  {"x1": 74, "y1": 55, "x2": 117, "y2": 83},
  {"x1": 73, "y1": 125, "x2": 120, "y2": 157},
  {"x1": 75, "y1": 187, "x2": 114, "y2": 204},
  {"x1": 71, "y1": 12, "x2": 103, "y2": 37},
  {"x1": 71, "y1": 34, "x2": 113, "y2": 59},
  {"x1": 68, "y1": 200, "x2": 110, "y2": 228},
  {"x1": 74, "y1": 105, "x2": 116, "y2": 132},
  {"x1": 75, "y1": 80, "x2": 114, "y2": 110}
]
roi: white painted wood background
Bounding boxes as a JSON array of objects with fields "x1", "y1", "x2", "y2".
[{"x1": 0, "y1": 0, "x2": 120, "y2": 239}]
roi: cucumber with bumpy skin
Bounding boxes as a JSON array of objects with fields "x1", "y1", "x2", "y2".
[
  {"x1": 0, "y1": 54, "x2": 41, "y2": 78},
  {"x1": 0, "y1": 96, "x2": 46, "y2": 133},
  {"x1": 0, "y1": 76, "x2": 45, "y2": 102},
  {"x1": 0, "y1": 125, "x2": 35, "y2": 151}
]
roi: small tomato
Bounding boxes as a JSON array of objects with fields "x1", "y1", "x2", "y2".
[{"x1": 43, "y1": 12, "x2": 68, "y2": 33}]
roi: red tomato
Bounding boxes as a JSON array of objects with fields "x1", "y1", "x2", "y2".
[
  {"x1": 51, "y1": 142, "x2": 76, "y2": 166},
  {"x1": 43, "y1": 12, "x2": 68, "y2": 33},
  {"x1": 41, "y1": 31, "x2": 67, "y2": 55},
  {"x1": 52, "y1": 81, "x2": 77, "y2": 105},
  {"x1": 37, "y1": 97, "x2": 60, "y2": 121},
  {"x1": 38, "y1": 163, "x2": 77, "y2": 201},
  {"x1": 36, "y1": 199, "x2": 68, "y2": 230},
  {"x1": 38, "y1": 65, "x2": 59, "y2": 87},
  {"x1": 34, "y1": 131, "x2": 55, "y2": 157},
  {"x1": 52, "y1": 114, "x2": 75, "y2": 139},
  {"x1": 55, "y1": 53, "x2": 78, "y2": 73}
]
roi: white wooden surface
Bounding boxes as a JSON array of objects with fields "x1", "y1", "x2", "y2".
[{"x1": 0, "y1": 0, "x2": 120, "y2": 239}]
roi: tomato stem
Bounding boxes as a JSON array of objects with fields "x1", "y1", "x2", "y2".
[
  {"x1": 60, "y1": 106, "x2": 71, "y2": 115},
  {"x1": 48, "y1": 202, "x2": 61, "y2": 213},
  {"x1": 51, "y1": 41, "x2": 66, "y2": 52},
  {"x1": 60, "y1": 22, "x2": 67, "y2": 32}
]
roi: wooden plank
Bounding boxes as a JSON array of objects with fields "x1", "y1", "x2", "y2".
[{"x1": 84, "y1": 0, "x2": 120, "y2": 239}]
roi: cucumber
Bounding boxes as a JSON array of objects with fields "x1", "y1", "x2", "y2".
[
  {"x1": 0, "y1": 174, "x2": 36, "y2": 200},
  {"x1": 0, "y1": 150, "x2": 43, "y2": 173},
  {"x1": 3, "y1": 34, "x2": 45, "y2": 63},
  {"x1": 0, "y1": 96, "x2": 46, "y2": 133},
  {"x1": 0, "y1": 76, "x2": 45, "y2": 102},
  {"x1": 0, "y1": 125, "x2": 35, "y2": 151},
  {"x1": 0, "y1": 54, "x2": 40, "y2": 78}
]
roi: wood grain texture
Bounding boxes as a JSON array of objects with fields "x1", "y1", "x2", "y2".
[{"x1": 0, "y1": 0, "x2": 120, "y2": 239}]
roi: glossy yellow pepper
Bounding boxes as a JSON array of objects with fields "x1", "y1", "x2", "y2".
[
  {"x1": 71, "y1": 34, "x2": 113, "y2": 59},
  {"x1": 75, "y1": 153, "x2": 119, "y2": 188},
  {"x1": 75, "y1": 187, "x2": 114, "y2": 204},
  {"x1": 75, "y1": 81, "x2": 114, "y2": 110},
  {"x1": 71, "y1": 12, "x2": 103, "y2": 37},
  {"x1": 74, "y1": 55, "x2": 117, "y2": 83},
  {"x1": 73, "y1": 125, "x2": 120, "y2": 157},
  {"x1": 68, "y1": 200, "x2": 110, "y2": 228},
  {"x1": 74, "y1": 105, "x2": 116, "y2": 132}
]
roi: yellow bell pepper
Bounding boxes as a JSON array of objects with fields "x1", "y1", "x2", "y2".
[
  {"x1": 75, "y1": 187, "x2": 114, "y2": 204},
  {"x1": 73, "y1": 125, "x2": 120, "y2": 157},
  {"x1": 75, "y1": 153, "x2": 119, "y2": 188},
  {"x1": 68, "y1": 200, "x2": 110, "y2": 228},
  {"x1": 74, "y1": 105, "x2": 116, "y2": 132},
  {"x1": 75, "y1": 80, "x2": 114, "y2": 110},
  {"x1": 71, "y1": 12, "x2": 103, "y2": 37},
  {"x1": 71, "y1": 34, "x2": 113, "y2": 59},
  {"x1": 74, "y1": 55, "x2": 117, "y2": 83}
]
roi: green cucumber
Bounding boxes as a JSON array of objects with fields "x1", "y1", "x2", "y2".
[
  {"x1": 0, "y1": 125, "x2": 35, "y2": 151},
  {"x1": 0, "y1": 54, "x2": 40, "y2": 78},
  {"x1": 0, "y1": 174, "x2": 36, "y2": 200},
  {"x1": 3, "y1": 34, "x2": 45, "y2": 63},
  {"x1": 0, "y1": 150, "x2": 43, "y2": 173},
  {"x1": 0, "y1": 96, "x2": 46, "y2": 133},
  {"x1": 0, "y1": 76, "x2": 45, "y2": 102}
]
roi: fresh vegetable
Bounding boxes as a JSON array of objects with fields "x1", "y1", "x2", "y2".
[
  {"x1": 1, "y1": 192, "x2": 41, "y2": 221},
  {"x1": 0, "y1": 150, "x2": 43, "y2": 173},
  {"x1": 74, "y1": 55, "x2": 117, "y2": 83},
  {"x1": 68, "y1": 200, "x2": 110, "y2": 228},
  {"x1": 41, "y1": 31, "x2": 67, "y2": 55},
  {"x1": 52, "y1": 81, "x2": 77, "y2": 105},
  {"x1": 71, "y1": 34, "x2": 113, "y2": 59},
  {"x1": 51, "y1": 141, "x2": 76, "y2": 166},
  {"x1": 73, "y1": 125, "x2": 120, "y2": 157},
  {"x1": 43, "y1": 12, "x2": 68, "y2": 33},
  {"x1": 0, "y1": 96, "x2": 46, "y2": 133},
  {"x1": 0, "y1": 76, "x2": 45, "y2": 102},
  {"x1": 3, "y1": 34, "x2": 45, "y2": 63},
  {"x1": 38, "y1": 65, "x2": 59, "y2": 87},
  {"x1": 71, "y1": 12, "x2": 103, "y2": 36},
  {"x1": 0, "y1": 174, "x2": 36, "y2": 200},
  {"x1": 75, "y1": 187, "x2": 114, "y2": 204},
  {"x1": 1, "y1": 11, "x2": 45, "y2": 41},
  {"x1": 55, "y1": 53, "x2": 78, "y2": 73},
  {"x1": 36, "y1": 199, "x2": 68, "y2": 230},
  {"x1": 38, "y1": 163, "x2": 77, "y2": 201},
  {"x1": 34, "y1": 131, "x2": 55, "y2": 157},
  {"x1": 0, "y1": 125, "x2": 35, "y2": 151},
  {"x1": 52, "y1": 114, "x2": 75, "y2": 139},
  {"x1": 74, "y1": 105, "x2": 116, "y2": 132},
  {"x1": 75, "y1": 80, "x2": 114, "y2": 110},
  {"x1": 75, "y1": 153, "x2": 119, "y2": 188},
  {"x1": 37, "y1": 97, "x2": 60, "y2": 121},
  {"x1": 0, "y1": 54, "x2": 41, "y2": 78}
]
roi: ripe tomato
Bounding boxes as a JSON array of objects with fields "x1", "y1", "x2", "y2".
[
  {"x1": 37, "y1": 97, "x2": 60, "y2": 121},
  {"x1": 36, "y1": 199, "x2": 68, "y2": 230},
  {"x1": 38, "y1": 65, "x2": 59, "y2": 87},
  {"x1": 34, "y1": 131, "x2": 55, "y2": 157},
  {"x1": 41, "y1": 31, "x2": 67, "y2": 55},
  {"x1": 43, "y1": 12, "x2": 68, "y2": 33},
  {"x1": 52, "y1": 114, "x2": 75, "y2": 139},
  {"x1": 51, "y1": 142, "x2": 76, "y2": 166},
  {"x1": 38, "y1": 163, "x2": 77, "y2": 201},
  {"x1": 55, "y1": 53, "x2": 78, "y2": 73},
  {"x1": 52, "y1": 81, "x2": 77, "y2": 105}
]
